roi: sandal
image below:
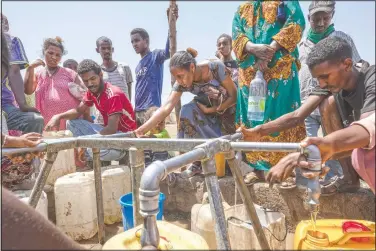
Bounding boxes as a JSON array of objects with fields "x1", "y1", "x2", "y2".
[
  {"x1": 320, "y1": 175, "x2": 360, "y2": 196},
  {"x1": 278, "y1": 177, "x2": 297, "y2": 190},
  {"x1": 244, "y1": 172, "x2": 265, "y2": 186},
  {"x1": 179, "y1": 163, "x2": 202, "y2": 179}
]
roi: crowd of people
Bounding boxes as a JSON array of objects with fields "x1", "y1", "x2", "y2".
[
  {"x1": 1, "y1": 0, "x2": 375, "y2": 249},
  {"x1": 1, "y1": 1, "x2": 375, "y2": 195}
]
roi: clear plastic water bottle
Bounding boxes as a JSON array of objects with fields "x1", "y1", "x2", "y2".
[{"x1": 247, "y1": 70, "x2": 267, "y2": 121}]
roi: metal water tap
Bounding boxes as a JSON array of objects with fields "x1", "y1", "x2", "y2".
[{"x1": 296, "y1": 145, "x2": 322, "y2": 213}]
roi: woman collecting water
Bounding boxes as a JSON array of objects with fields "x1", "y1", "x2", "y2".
[
  {"x1": 233, "y1": 0, "x2": 307, "y2": 184},
  {"x1": 135, "y1": 48, "x2": 237, "y2": 177}
]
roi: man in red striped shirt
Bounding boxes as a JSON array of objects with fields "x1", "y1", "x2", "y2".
[{"x1": 45, "y1": 59, "x2": 136, "y2": 161}]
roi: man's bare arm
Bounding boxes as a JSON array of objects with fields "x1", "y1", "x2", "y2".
[{"x1": 258, "y1": 95, "x2": 325, "y2": 136}]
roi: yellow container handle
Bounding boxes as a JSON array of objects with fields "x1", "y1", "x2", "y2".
[{"x1": 334, "y1": 231, "x2": 375, "y2": 245}]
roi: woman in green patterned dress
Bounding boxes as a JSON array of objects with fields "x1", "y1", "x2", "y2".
[{"x1": 232, "y1": 0, "x2": 307, "y2": 184}]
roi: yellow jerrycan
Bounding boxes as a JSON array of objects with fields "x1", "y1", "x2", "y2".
[
  {"x1": 215, "y1": 153, "x2": 226, "y2": 177},
  {"x1": 103, "y1": 221, "x2": 209, "y2": 250},
  {"x1": 294, "y1": 219, "x2": 375, "y2": 250}
]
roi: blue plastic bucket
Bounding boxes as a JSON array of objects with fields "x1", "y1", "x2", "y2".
[{"x1": 119, "y1": 192, "x2": 165, "y2": 231}]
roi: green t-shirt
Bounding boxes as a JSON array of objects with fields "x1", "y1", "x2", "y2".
[{"x1": 146, "y1": 129, "x2": 170, "y2": 139}]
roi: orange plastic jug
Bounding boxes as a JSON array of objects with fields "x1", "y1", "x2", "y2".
[
  {"x1": 215, "y1": 153, "x2": 226, "y2": 177},
  {"x1": 294, "y1": 219, "x2": 375, "y2": 250}
]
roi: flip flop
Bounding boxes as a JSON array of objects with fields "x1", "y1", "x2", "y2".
[
  {"x1": 278, "y1": 177, "x2": 297, "y2": 190},
  {"x1": 320, "y1": 175, "x2": 360, "y2": 196},
  {"x1": 179, "y1": 163, "x2": 202, "y2": 179}
]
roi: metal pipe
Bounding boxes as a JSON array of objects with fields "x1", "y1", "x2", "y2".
[
  {"x1": 2, "y1": 144, "x2": 48, "y2": 156},
  {"x1": 129, "y1": 147, "x2": 145, "y2": 227},
  {"x1": 201, "y1": 157, "x2": 231, "y2": 250},
  {"x1": 139, "y1": 148, "x2": 207, "y2": 248},
  {"x1": 221, "y1": 132, "x2": 242, "y2": 141},
  {"x1": 1, "y1": 132, "x2": 133, "y2": 156},
  {"x1": 92, "y1": 148, "x2": 105, "y2": 244},
  {"x1": 139, "y1": 148, "x2": 206, "y2": 197},
  {"x1": 298, "y1": 145, "x2": 322, "y2": 213},
  {"x1": 231, "y1": 142, "x2": 301, "y2": 152},
  {"x1": 227, "y1": 151, "x2": 271, "y2": 251},
  {"x1": 78, "y1": 132, "x2": 134, "y2": 138},
  {"x1": 28, "y1": 152, "x2": 58, "y2": 208},
  {"x1": 1, "y1": 137, "x2": 77, "y2": 156},
  {"x1": 2, "y1": 134, "x2": 243, "y2": 157},
  {"x1": 140, "y1": 216, "x2": 160, "y2": 249},
  {"x1": 77, "y1": 138, "x2": 207, "y2": 152}
]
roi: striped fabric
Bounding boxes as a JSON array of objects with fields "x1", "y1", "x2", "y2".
[
  {"x1": 102, "y1": 63, "x2": 133, "y2": 99},
  {"x1": 298, "y1": 30, "x2": 362, "y2": 116}
]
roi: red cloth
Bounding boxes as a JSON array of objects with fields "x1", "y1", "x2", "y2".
[
  {"x1": 35, "y1": 67, "x2": 81, "y2": 130},
  {"x1": 83, "y1": 82, "x2": 136, "y2": 132}
]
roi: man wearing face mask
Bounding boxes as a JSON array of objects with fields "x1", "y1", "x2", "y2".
[{"x1": 296, "y1": 1, "x2": 362, "y2": 189}]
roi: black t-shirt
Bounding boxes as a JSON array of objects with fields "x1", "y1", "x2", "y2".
[
  {"x1": 223, "y1": 60, "x2": 238, "y2": 69},
  {"x1": 341, "y1": 64, "x2": 375, "y2": 115},
  {"x1": 309, "y1": 62, "x2": 375, "y2": 125}
]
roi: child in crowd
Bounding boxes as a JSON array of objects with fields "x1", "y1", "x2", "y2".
[{"x1": 142, "y1": 107, "x2": 172, "y2": 167}]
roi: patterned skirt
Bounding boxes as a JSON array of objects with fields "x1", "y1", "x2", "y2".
[{"x1": 178, "y1": 101, "x2": 236, "y2": 140}]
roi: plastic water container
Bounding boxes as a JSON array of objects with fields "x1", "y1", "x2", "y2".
[
  {"x1": 294, "y1": 219, "x2": 375, "y2": 250},
  {"x1": 54, "y1": 172, "x2": 97, "y2": 240},
  {"x1": 14, "y1": 190, "x2": 48, "y2": 219},
  {"x1": 247, "y1": 70, "x2": 267, "y2": 122},
  {"x1": 191, "y1": 193, "x2": 230, "y2": 249},
  {"x1": 225, "y1": 203, "x2": 286, "y2": 250},
  {"x1": 215, "y1": 153, "x2": 226, "y2": 177},
  {"x1": 86, "y1": 165, "x2": 131, "y2": 225},
  {"x1": 42, "y1": 131, "x2": 76, "y2": 186},
  {"x1": 102, "y1": 221, "x2": 209, "y2": 250},
  {"x1": 119, "y1": 192, "x2": 165, "y2": 231}
]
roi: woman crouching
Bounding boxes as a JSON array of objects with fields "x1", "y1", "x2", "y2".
[{"x1": 135, "y1": 48, "x2": 237, "y2": 177}]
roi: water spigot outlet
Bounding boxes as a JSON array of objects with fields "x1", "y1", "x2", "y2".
[
  {"x1": 140, "y1": 216, "x2": 160, "y2": 249},
  {"x1": 298, "y1": 145, "x2": 323, "y2": 211}
]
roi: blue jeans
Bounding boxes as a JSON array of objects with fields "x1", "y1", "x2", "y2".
[
  {"x1": 297, "y1": 114, "x2": 343, "y2": 181},
  {"x1": 66, "y1": 119, "x2": 126, "y2": 162},
  {"x1": 2, "y1": 104, "x2": 44, "y2": 134}
]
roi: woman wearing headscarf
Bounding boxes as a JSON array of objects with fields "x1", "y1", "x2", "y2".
[{"x1": 232, "y1": 0, "x2": 307, "y2": 184}]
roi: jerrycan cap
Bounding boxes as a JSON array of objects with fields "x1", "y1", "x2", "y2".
[{"x1": 306, "y1": 230, "x2": 330, "y2": 247}]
